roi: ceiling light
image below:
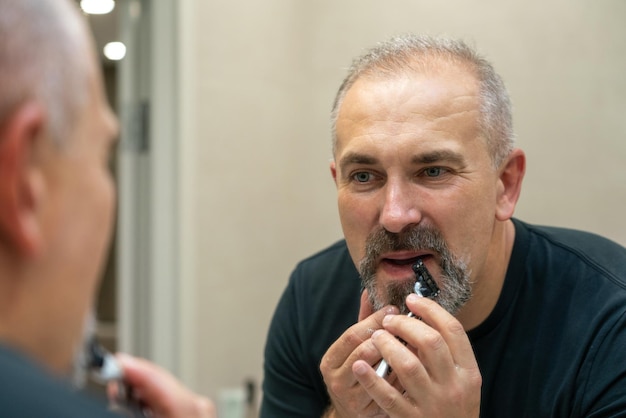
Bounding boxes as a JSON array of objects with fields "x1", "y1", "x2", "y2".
[
  {"x1": 104, "y1": 42, "x2": 126, "y2": 61},
  {"x1": 80, "y1": 0, "x2": 115, "y2": 15}
]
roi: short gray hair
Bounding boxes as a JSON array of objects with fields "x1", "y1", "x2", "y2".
[
  {"x1": 331, "y1": 34, "x2": 515, "y2": 168},
  {"x1": 0, "y1": 0, "x2": 89, "y2": 145}
]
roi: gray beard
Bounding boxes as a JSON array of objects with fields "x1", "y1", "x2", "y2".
[{"x1": 359, "y1": 226, "x2": 472, "y2": 315}]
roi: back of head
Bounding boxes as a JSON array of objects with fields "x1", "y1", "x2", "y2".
[
  {"x1": 331, "y1": 34, "x2": 515, "y2": 168},
  {"x1": 0, "y1": 0, "x2": 88, "y2": 144},
  {"x1": 0, "y1": 0, "x2": 117, "y2": 378}
]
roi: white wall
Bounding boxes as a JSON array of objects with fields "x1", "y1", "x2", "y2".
[{"x1": 176, "y1": 0, "x2": 626, "y2": 405}]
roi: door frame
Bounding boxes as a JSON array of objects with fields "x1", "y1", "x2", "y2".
[{"x1": 116, "y1": 0, "x2": 196, "y2": 383}]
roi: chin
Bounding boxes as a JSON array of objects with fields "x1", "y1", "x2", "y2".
[{"x1": 369, "y1": 279, "x2": 415, "y2": 313}]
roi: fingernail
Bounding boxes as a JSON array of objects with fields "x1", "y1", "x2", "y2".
[
  {"x1": 385, "y1": 306, "x2": 398, "y2": 314},
  {"x1": 353, "y1": 361, "x2": 368, "y2": 376},
  {"x1": 407, "y1": 293, "x2": 419, "y2": 303},
  {"x1": 383, "y1": 315, "x2": 393, "y2": 326}
]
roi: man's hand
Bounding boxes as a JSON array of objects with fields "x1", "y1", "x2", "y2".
[
  {"x1": 320, "y1": 290, "x2": 399, "y2": 417},
  {"x1": 354, "y1": 294, "x2": 481, "y2": 417},
  {"x1": 110, "y1": 353, "x2": 216, "y2": 418},
  {"x1": 321, "y1": 291, "x2": 482, "y2": 418}
]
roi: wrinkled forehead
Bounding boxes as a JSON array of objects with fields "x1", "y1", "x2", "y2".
[
  {"x1": 335, "y1": 58, "x2": 480, "y2": 128},
  {"x1": 337, "y1": 65, "x2": 480, "y2": 129}
]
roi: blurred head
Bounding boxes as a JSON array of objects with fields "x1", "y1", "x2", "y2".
[
  {"x1": 330, "y1": 35, "x2": 524, "y2": 317},
  {"x1": 0, "y1": 0, "x2": 118, "y2": 373},
  {"x1": 0, "y1": 0, "x2": 88, "y2": 144}
]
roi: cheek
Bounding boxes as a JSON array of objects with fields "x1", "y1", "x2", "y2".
[
  {"x1": 68, "y1": 170, "x2": 116, "y2": 268},
  {"x1": 461, "y1": 183, "x2": 497, "y2": 228},
  {"x1": 436, "y1": 184, "x2": 497, "y2": 259},
  {"x1": 75, "y1": 174, "x2": 116, "y2": 308},
  {"x1": 337, "y1": 191, "x2": 376, "y2": 261},
  {"x1": 93, "y1": 175, "x2": 116, "y2": 249},
  {"x1": 337, "y1": 192, "x2": 373, "y2": 232}
]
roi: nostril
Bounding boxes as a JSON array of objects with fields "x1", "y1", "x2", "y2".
[
  {"x1": 380, "y1": 200, "x2": 422, "y2": 234},
  {"x1": 381, "y1": 219, "x2": 421, "y2": 235}
]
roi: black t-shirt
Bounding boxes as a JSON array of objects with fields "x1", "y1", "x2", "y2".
[
  {"x1": 0, "y1": 344, "x2": 122, "y2": 417},
  {"x1": 260, "y1": 219, "x2": 626, "y2": 417}
]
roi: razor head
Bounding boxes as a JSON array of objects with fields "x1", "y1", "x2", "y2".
[
  {"x1": 87, "y1": 337, "x2": 123, "y2": 383},
  {"x1": 87, "y1": 337, "x2": 106, "y2": 369},
  {"x1": 412, "y1": 258, "x2": 440, "y2": 299}
]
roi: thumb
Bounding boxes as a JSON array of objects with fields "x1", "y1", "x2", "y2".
[
  {"x1": 113, "y1": 353, "x2": 215, "y2": 418},
  {"x1": 358, "y1": 289, "x2": 375, "y2": 321}
]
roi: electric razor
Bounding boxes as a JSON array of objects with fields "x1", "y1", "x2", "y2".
[{"x1": 375, "y1": 257, "x2": 440, "y2": 377}]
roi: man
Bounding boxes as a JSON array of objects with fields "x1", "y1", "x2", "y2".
[
  {"x1": 261, "y1": 35, "x2": 626, "y2": 417},
  {"x1": 0, "y1": 0, "x2": 214, "y2": 416}
]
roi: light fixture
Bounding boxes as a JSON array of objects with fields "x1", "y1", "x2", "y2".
[
  {"x1": 80, "y1": 0, "x2": 115, "y2": 15},
  {"x1": 103, "y1": 42, "x2": 126, "y2": 61}
]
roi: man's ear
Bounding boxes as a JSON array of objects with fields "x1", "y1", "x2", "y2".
[
  {"x1": 330, "y1": 160, "x2": 338, "y2": 184},
  {"x1": 495, "y1": 148, "x2": 526, "y2": 221},
  {"x1": 0, "y1": 102, "x2": 47, "y2": 257}
]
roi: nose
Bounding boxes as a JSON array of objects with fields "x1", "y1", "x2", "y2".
[{"x1": 379, "y1": 181, "x2": 422, "y2": 234}]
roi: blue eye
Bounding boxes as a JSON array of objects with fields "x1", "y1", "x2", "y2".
[
  {"x1": 353, "y1": 172, "x2": 372, "y2": 183},
  {"x1": 424, "y1": 167, "x2": 443, "y2": 177}
]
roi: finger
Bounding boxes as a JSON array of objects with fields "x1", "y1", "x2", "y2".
[
  {"x1": 406, "y1": 295, "x2": 478, "y2": 370},
  {"x1": 321, "y1": 337, "x2": 392, "y2": 416},
  {"x1": 115, "y1": 353, "x2": 178, "y2": 412},
  {"x1": 353, "y1": 359, "x2": 416, "y2": 417},
  {"x1": 381, "y1": 313, "x2": 455, "y2": 381},
  {"x1": 115, "y1": 353, "x2": 216, "y2": 418},
  {"x1": 371, "y1": 328, "x2": 430, "y2": 387},
  {"x1": 322, "y1": 305, "x2": 399, "y2": 370},
  {"x1": 106, "y1": 380, "x2": 121, "y2": 403},
  {"x1": 358, "y1": 289, "x2": 375, "y2": 321}
]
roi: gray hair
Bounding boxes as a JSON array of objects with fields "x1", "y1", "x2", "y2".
[
  {"x1": 330, "y1": 34, "x2": 515, "y2": 168},
  {"x1": 0, "y1": 0, "x2": 89, "y2": 145}
]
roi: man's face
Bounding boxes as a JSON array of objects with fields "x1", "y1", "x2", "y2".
[
  {"x1": 39, "y1": 41, "x2": 118, "y2": 368},
  {"x1": 331, "y1": 65, "x2": 502, "y2": 314}
]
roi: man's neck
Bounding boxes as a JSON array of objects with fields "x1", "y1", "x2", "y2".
[{"x1": 455, "y1": 219, "x2": 516, "y2": 331}]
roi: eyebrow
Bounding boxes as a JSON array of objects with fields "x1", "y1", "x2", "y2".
[
  {"x1": 338, "y1": 152, "x2": 378, "y2": 167},
  {"x1": 339, "y1": 149, "x2": 467, "y2": 168},
  {"x1": 412, "y1": 150, "x2": 466, "y2": 166}
]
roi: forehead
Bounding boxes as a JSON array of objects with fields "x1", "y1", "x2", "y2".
[
  {"x1": 64, "y1": 35, "x2": 118, "y2": 148},
  {"x1": 335, "y1": 65, "x2": 481, "y2": 156}
]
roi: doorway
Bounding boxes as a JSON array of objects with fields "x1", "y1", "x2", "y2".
[{"x1": 82, "y1": 0, "x2": 184, "y2": 376}]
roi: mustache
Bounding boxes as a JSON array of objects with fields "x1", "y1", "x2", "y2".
[
  {"x1": 360, "y1": 225, "x2": 450, "y2": 272},
  {"x1": 359, "y1": 225, "x2": 471, "y2": 315}
]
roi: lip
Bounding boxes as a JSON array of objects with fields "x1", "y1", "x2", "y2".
[{"x1": 377, "y1": 251, "x2": 434, "y2": 280}]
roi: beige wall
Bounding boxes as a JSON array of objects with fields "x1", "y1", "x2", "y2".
[{"x1": 177, "y1": 0, "x2": 626, "y2": 405}]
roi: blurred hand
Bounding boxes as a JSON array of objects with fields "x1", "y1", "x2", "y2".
[{"x1": 110, "y1": 353, "x2": 215, "y2": 418}]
